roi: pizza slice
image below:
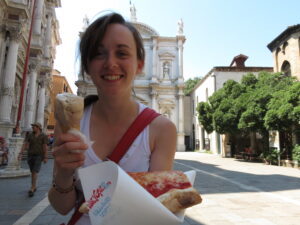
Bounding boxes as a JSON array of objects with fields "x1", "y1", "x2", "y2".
[
  {"x1": 79, "y1": 170, "x2": 202, "y2": 214},
  {"x1": 128, "y1": 170, "x2": 202, "y2": 213}
]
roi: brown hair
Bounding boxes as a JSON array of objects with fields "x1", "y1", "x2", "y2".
[{"x1": 79, "y1": 12, "x2": 145, "y2": 77}]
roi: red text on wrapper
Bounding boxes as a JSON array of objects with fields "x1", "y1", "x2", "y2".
[{"x1": 87, "y1": 181, "x2": 112, "y2": 209}]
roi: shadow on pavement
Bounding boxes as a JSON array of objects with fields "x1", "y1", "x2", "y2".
[{"x1": 175, "y1": 158, "x2": 300, "y2": 194}]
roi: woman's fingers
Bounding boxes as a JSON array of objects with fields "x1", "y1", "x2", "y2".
[
  {"x1": 54, "y1": 132, "x2": 83, "y2": 146},
  {"x1": 52, "y1": 133, "x2": 88, "y2": 170}
]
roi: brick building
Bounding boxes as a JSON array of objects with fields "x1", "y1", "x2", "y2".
[{"x1": 267, "y1": 24, "x2": 300, "y2": 80}]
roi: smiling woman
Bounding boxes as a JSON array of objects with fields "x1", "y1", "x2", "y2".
[{"x1": 48, "y1": 12, "x2": 177, "y2": 225}]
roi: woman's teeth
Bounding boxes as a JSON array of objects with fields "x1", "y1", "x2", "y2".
[{"x1": 103, "y1": 75, "x2": 121, "y2": 80}]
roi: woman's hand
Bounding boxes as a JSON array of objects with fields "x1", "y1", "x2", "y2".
[{"x1": 52, "y1": 132, "x2": 88, "y2": 179}]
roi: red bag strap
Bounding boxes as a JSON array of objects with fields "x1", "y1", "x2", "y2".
[
  {"x1": 107, "y1": 107, "x2": 160, "y2": 163},
  {"x1": 65, "y1": 107, "x2": 160, "y2": 225}
]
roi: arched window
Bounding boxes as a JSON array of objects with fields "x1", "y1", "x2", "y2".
[
  {"x1": 281, "y1": 61, "x2": 291, "y2": 76},
  {"x1": 275, "y1": 47, "x2": 281, "y2": 72},
  {"x1": 282, "y1": 41, "x2": 288, "y2": 54}
]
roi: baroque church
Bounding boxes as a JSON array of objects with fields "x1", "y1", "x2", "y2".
[{"x1": 76, "y1": 5, "x2": 186, "y2": 151}]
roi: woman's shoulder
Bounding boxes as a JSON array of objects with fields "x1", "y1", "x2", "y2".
[{"x1": 150, "y1": 114, "x2": 177, "y2": 133}]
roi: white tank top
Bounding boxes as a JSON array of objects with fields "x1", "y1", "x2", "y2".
[
  {"x1": 80, "y1": 102, "x2": 151, "y2": 172},
  {"x1": 75, "y1": 102, "x2": 152, "y2": 225}
]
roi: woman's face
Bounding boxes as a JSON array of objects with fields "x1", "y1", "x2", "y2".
[{"x1": 87, "y1": 23, "x2": 144, "y2": 96}]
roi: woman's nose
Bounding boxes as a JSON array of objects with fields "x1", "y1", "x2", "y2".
[{"x1": 104, "y1": 54, "x2": 118, "y2": 69}]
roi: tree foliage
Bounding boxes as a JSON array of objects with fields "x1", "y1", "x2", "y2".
[
  {"x1": 265, "y1": 79, "x2": 300, "y2": 131},
  {"x1": 184, "y1": 77, "x2": 202, "y2": 95},
  {"x1": 196, "y1": 102, "x2": 214, "y2": 134},
  {"x1": 196, "y1": 71, "x2": 299, "y2": 137},
  {"x1": 209, "y1": 80, "x2": 244, "y2": 134}
]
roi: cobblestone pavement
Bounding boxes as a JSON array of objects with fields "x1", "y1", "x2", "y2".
[{"x1": 0, "y1": 152, "x2": 299, "y2": 225}]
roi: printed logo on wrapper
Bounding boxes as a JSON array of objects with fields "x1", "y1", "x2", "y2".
[{"x1": 87, "y1": 181, "x2": 112, "y2": 217}]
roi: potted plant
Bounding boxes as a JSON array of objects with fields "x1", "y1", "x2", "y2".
[
  {"x1": 260, "y1": 147, "x2": 279, "y2": 165},
  {"x1": 292, "y1": 145, "x2": 300, "y2": 168}
]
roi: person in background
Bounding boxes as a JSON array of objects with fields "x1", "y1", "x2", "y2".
[
  {"x1": 48, "y1": 12, "x2": 177, "y2": 225},
  {"x1": 0, "y1": 136, "x2": 9, "y2": 166},
  {"x1": 20, "y1": 122, "x2": 48, "y2": 197}
]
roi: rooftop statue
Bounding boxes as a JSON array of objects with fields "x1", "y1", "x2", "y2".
[
  {"x1": 177, "y1": 18, "x2": 184, "y2": 35},
  {"x1": 130, "y1": 3, "x2": 137, "y2": 22},
  {"x1": 82, "y1": 15, "x2": 89, "y2": 31}
]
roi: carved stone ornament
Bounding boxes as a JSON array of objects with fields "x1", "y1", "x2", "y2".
[
  {"x1": 1, "y1": 87, "x2": 14, "y2": 97},
  {"x1": 150, "y1": 89, "x2": 158, "y2": 97},
  {"x1": 38, "y1": 79, "x2": 45, "y2": 88},
  {"x1": 158, "y1": 98, "x2": 175, "y2": 110},
  {"x1": 77, "y1": 87, "x2": 87, "y2": 97},
  {"x1": 28, "y1": 62, "x2": 39, "y2": 73},
  {"x1": 0, "y1": 25, "x2": 7, "y2": 38},
  {"x1": 9, "y1": 24, "x2": 23, "y2": 42}
]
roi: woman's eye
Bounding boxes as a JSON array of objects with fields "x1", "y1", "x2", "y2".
[
  {"x1": 94, "y1": 50, "x2": 106, "y2": 58},
  {"x1": 117, "y1": 51, "x2": 129, "y2": 58}
]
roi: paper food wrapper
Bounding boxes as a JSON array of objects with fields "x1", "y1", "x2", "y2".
[{"x1": 78, "y1": 161, "x2": 196, "y2": 225}]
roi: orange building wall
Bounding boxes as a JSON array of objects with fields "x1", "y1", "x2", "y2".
[{"x1": 47, "y1": 70, "x2": 74, "y2": 133}]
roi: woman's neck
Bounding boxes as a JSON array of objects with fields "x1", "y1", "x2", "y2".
[{"x1": 92, "y1": 97, "x2": 139, "y2": 125}]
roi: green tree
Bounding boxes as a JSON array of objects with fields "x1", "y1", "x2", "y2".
[
  {"x1": 238, "y1": 72, "x2": 286, "y2": 132},
  {"x1": 265, "y1": 80, "x2": 300, "y2": 148},
  {"x1": 196, "y1": 102, "x2": 213, "y2": 134},
  {"x1": 265, "y1": 80, "x2": 299, "y2": 131},
  {"x1": 196, "y1": 71, "x2": 298, "y2": 156},
  {"x1": 184, "y1": 77, "x2": 201, "y2": 95},
  {"x1": 209, "y1": 80, "x2": 244, "y2": 134}
]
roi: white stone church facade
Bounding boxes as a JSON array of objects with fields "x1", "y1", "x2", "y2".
[{"x1": 76, "y1": 7, "x2": 186, "y2": 151}]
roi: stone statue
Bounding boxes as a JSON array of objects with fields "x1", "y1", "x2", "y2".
[
  {"x1": 130, "y1": 3, "x2": 137, "y2": 22},
  {"x1": 82, "y1": 15, "x2": 89, "y2": 30},
  {"x1": 163, "y1": 62, "x2": 170, "y2": 79},
  {"x1": 177, "y1": 18, "x2": 184, "y2": 35}
]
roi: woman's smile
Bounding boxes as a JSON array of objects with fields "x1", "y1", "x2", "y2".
[{"x1": 101, "y1": 74, "x2": 124, "y2": 81}]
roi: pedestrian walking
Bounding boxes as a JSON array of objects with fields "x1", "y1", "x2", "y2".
[{"x1": 19, "y1": 122, "x2": 48, "y2": 197}]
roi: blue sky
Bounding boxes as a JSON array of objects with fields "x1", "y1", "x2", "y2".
[{"x1": 54, "y1": 0, "x2": 300, "y2": 93}]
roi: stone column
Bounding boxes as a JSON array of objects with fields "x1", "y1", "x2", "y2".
[
  {"x1": 151, "y1": 37, "x2": 158, "y2": 82},
  {"x1": 0, "y1": 27, "x2": 21, "y2": 122},
  {"x1": 36, "y1": 78, "x2": 46, "y2": 126},
  {"x1": 177, "y1": 90, "x2": 185, "y2": 151},
  {"x1": 33, "y1": 0, "x2": 44, "y2": 35},
  {"x1": 0, "y1": 25, "x2": 7, "y2": 76},
  {"x1": 20, "y1": 78, "x2": 30, "y2": 129},
  {"x1": 0, "y1": 136, "x2": 30, "y2": 178},
  {"x1": 44, "y1": 14, "x2": 52, "y2": 58},
  {"x1": 177, "y1": 39, "x2": 183, "y2": 79},
  {"x1": 151, "y1": 89, "x2": 158, "y2": 111},
  {"x1": 24, "y1": 63, "x2": 39, "y2": 129}
]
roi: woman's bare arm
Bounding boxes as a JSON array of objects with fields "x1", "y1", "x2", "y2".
[
  {"x1": 48, "y1": 126, "x2": 88, "y2": 215},
  {"x1": 149, "y1": 116, "x2": 177, "y2": 171}
]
